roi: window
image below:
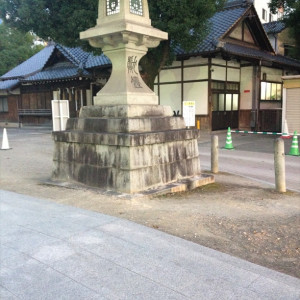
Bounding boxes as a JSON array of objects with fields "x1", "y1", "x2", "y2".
[
  {"x1": 212, "y1": 81, "x2": 225, "y2": 90},
  {"x1": 106, "y1": 0, "x2": 120, "y2": 16},
  {"x1": 130, "y1": 0, "x2": 143, "y2": 16},
  {"x1": 261, "y1": 82, "x2": 282, "y2": 101},
  {"x1": 212, "y1": 94, "x2": 239, "y2": 111},
  {"x1": 269, "y1": 13, "x2": 273, "y2": 22},
  {"x1": 226, "y1": 82, "x2": 239, "y2": 91},
  {"x1": 212, "y1": 81, "x2": 239, "y2": 92},
  {"x1": 262, "y1": 9, "x2": 267, "y2": 21},
  {"x1": 0, "y1": 97, "x2": 8, "y2": 112}
]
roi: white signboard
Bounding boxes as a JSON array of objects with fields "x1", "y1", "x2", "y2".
[
  {"x1": 51, "y1": 100, "x2": 70, "y2": 132},
  {"x1": 183, "y1": 101, "x2": 196, "y2": 127}
]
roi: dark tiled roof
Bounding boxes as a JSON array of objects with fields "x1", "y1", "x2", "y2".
[
  {"x1": 0, "y1": 79, "x2": 19, "y2": 91},
  {"x1": 22, "y1": 62, "x2": 91, "y2": 82},
  {"x1": 223, "y1": 42, "x2": 300, "y2": 68},
  {"x1": 0, "y1": 45, "x2": 55, "y2": 80},
  {"x1": 56, "y1": 45, "x2": 90, "y2": 67},
  {"x1": 0, "y1": 44, "x2": 109, "y2": 88},
  {"x1": 85, "y1": 53, "x2": 111, "y2": 69},
  {"x1": 263, "y1": 21, "x2": 285, "y2": 34},
  {"x1": 175, "y1": 6, "x2": 249, "y2": 56}
]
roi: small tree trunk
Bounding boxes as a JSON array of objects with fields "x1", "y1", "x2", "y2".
[{"x1": 140, "y1": 41, "x2": 171, "y2": 91}]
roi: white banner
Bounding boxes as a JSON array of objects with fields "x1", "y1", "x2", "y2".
[
  {"x1": 183, "y1": 101, "x2": 196, "y2": 127},
  {"x1": 51, "y1": 100, "x2": 70, "y2": 132}
]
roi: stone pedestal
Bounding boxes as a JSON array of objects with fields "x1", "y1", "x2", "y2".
[{"x1": 52, "y1": 105, "x2": 208, "y2": 194}]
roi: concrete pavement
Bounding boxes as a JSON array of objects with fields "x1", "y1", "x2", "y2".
[{"x1": 1, "y1": 190, "x2": 300, "y2": 300}]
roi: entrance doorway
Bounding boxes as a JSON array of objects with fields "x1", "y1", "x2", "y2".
[
  {"x1": 211, "y1": 81, "x2": 239, "y2": 130},
  {"x1": 212, "y1": 93, "x2": 239, "y2": 130}
]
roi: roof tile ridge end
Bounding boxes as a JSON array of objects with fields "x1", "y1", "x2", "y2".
[
  {"x1": 41, "y1": 43, "x2": 57, "y2": 71},
  {"x1": 219, "y1": 5, "x2": 252, "y2": 40},
  {"x1": 57, "y1": 44, "x2": 87, "y2": 67}
]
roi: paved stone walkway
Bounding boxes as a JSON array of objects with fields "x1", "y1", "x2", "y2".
[{"x1": 1, "y1": 190, "x2": 300, "y2": 300}]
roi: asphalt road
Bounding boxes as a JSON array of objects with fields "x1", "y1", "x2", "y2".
[{"x1": 199, "y1": 132, "x2": 300, "y2": 193}]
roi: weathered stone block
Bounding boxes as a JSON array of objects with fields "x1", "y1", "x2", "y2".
[
  {"x1": 79, "y1": 105, "x2": 173, "y2": 118},
  {"x1": 52, "y1": 105, "x2": 207, "y2": 194}
]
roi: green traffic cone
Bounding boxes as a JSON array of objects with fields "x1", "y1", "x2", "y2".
[
  {"x1": 224, "y1": 127, "x2": 234, "y2": 150},
  {"x1": 288, "y1": 131, "x2": 300, "y2": 156}
]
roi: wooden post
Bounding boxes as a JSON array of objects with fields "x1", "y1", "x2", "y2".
[
  {"x1": 211, "y1": 135, "x2": 219, "y2": 174},
  {"x1": 274, "y1": 138, "x2": 286, "y2": 193}
]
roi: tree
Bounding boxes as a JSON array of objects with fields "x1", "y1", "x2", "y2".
[
  {"x1": 269, "y1": 0, "x2": 300, "y2": 59},
  {"x1": 0, "y1": 23, "x2": 44, "y2": 76},
  {"x1": 0, "y1": 0, "x2": 225, "y2": 88}
]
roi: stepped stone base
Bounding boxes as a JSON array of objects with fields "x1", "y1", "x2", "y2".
[{"x1": 52, "y1": 105, "x2": 212, "y2": 194}]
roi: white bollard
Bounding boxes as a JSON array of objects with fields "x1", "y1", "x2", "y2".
[
  {"x1": 1, "y1": 128, "x2": 11, "y2": 150},
  {"x1": 211, "y1": 135, "x2": 219, "y2": 174},
  {"x1": 274, "y1": 138, "x2": 286, "y2": 193}
]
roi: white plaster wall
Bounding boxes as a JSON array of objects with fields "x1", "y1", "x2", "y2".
[
  {"x1": 253, "y1": 0, "x2": 278, "y2": 23},
  {"x1": 184, "y1": 66, "x2": 208, "y2": 81},
  {"x1": 159, "y1": 68, "x2": 181, "y2": 83},
  {"x1": 240, "y1": 66, "x2": 253, "y2": 110},
  {"x1": 227, "y1": 60, "x2": 240, "y2": 68},
  {"x1": 183, "y1": 82, "x2": 208, "y2": 115},
  {"x1": 184, "y1": 57, "x2": 208, "y2": 66},
  {"x1": 160, "y1": 84, "x2": 182, "y2": 113},
  {"x1": 212, "y1": 58, "x2": 226, "y2": 66},
  {"x1": 261, "y1": 67, "x2": 282, "y2": 82},
  {"x1": 171, "y1": 61, "x2": 182, "y2": 67},
  {"x1": 227, "y1": 68, "x2": 240, "y2": 82},
  {"x1": 211, "y1": 66, "x2": 226, "y2": 81}
]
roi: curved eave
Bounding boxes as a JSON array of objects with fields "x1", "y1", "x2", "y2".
[
  {"x1": 219, "y1": 46, "x2": 300, "y2": 70},
  {"x1": 176, "y1": 50, "x2": 220, "y2": 60},
  {"x1": 21, "y1": 75, "x2": 92, "y2": 84},
  {"x1": 85, "y1": 63, "x2": 112, "y2": 70}
]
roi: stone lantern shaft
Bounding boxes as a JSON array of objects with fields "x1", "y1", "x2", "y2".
[{"x1": 80, "y1": 0, "x2": 168, "y2": 106}]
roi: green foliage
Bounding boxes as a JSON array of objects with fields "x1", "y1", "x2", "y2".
[
  {"x1": 269, "y1": 0, "x2": 300, "y2": 59},
  {"x1": 0, "y1": 23, "x2": 44, "y2": 76},
  {"x1": 0, "y1": 0, "x2": 98, "y2": 48},
  {"x1": 0, "y1": 0, "x2": 225, "y2": 87}
]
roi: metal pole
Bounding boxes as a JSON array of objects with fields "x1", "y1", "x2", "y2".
[
  {"x1": 211, "y1": 135, "x2": 219, "y2": 174},
  {"x1": 274, "y1": 138, "x2": 286, "y2": 193}
]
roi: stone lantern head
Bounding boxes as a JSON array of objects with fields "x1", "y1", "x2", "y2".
[{"x1": 98, "y1": 0, "x2": 151, "y2": 26}]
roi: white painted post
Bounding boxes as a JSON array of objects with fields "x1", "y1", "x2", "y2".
[
  {"x1": 282, "y1": 87, "x2": 287, "y2": 133},
  {"x1": 274, "y1": 138, "x2": 286, "y2": 193},
  {"x1": 59, "y1": 101, "x2": 64, "y2": 131},
  {"x1": 211, "y1": 135, "x2": 219, "y2": 174}
]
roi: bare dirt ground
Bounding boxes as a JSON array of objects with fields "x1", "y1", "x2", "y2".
[{"x1": 0, "y1": 128, "x2": 299, "y2": 279}]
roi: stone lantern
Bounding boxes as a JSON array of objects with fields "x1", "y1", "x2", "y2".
[{"x1": 51, "y1": 0, "x2": 214, "y2": 194}]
